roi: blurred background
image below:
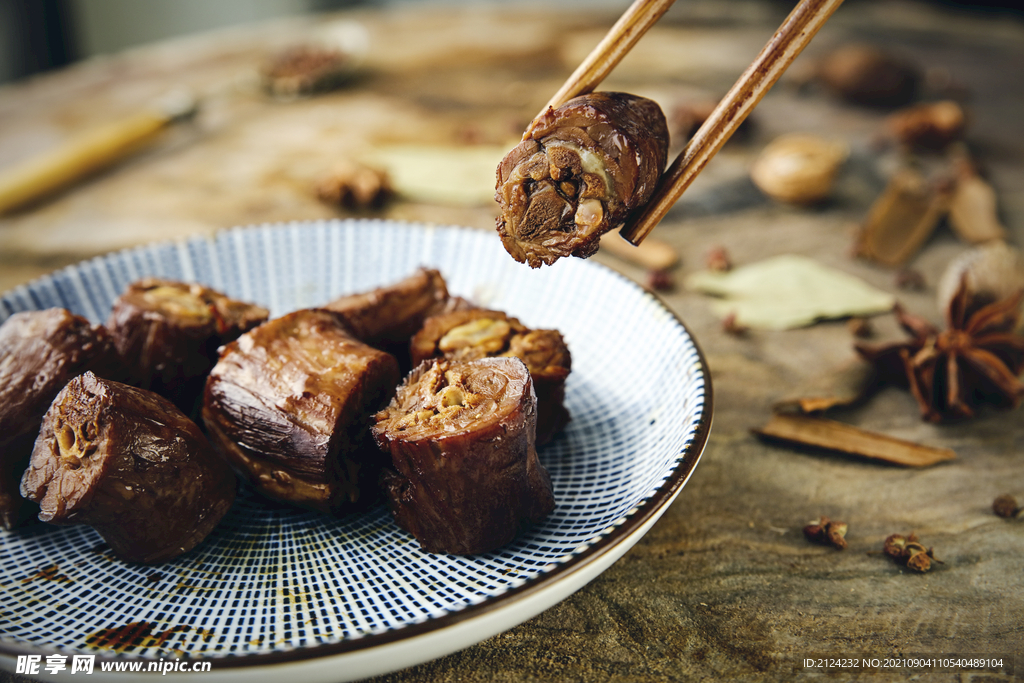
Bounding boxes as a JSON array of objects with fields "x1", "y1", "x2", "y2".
[
  {"x1": 1, "y1": 0, "x2": 1021, "y2": 85},
  {"x1": 0, "y1": 0, "x2": 358, "y2": 83}
]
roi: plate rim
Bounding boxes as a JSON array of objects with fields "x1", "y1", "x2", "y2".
[{"x1": 0, "y1": 219, "x2": 713, "y2": 674}]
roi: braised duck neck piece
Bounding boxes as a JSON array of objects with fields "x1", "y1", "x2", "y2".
[
  {"x1": 372, "y1": 357, "x2": 555, "y2": 555},
  {"x1": 0, "y1": 309, "x2": 121, "y2": 529},
  {"x1": 411, "y1": 308, "x2": 571, "y2": 444},
  {"x1": 496, "y1": 91, "x2": 669, "y2": 268},
  {"x1": 106, "y1": 278, "x2": 268, "y2": 411},
  {"x1": 324, "y1": 268, "x2": 452, "y2": 348},
  {"x1": 202, "y1": 308, "x2": 400, "y2": 514},
  {"x1": 20, "y1": 372, "x2": 236, "y2": 564}
]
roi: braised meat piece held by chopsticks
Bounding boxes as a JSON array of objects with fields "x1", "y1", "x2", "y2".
[
  {"x1": 106, "y1": 278, "x2": 268, "y2": 414},
  {"x1": 372, "y1": 357, "x2": 555, "y2": 554},
  {"x1": 410, "y1": 308, "x2": 571, "y2": 444},
  {"x1": 0, "y1": 309, "x2": 122, "y2": 529},
  {"x1": 202, "y1": 309, "x2": 400, "y2": 514},
  {"x1": 496, "y1": 91, "x2": 669, "y2": 268},
  {"x1": 20, "y1": 372, "x2": 236, "y2": 564}
]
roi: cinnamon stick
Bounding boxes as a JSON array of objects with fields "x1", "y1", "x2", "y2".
[
  {"x1": 855, "y1": 168, "x2": 950, "y2": 267},
  {"x1": 752, "y1": 413, "x2": 955, "y2": 467}
]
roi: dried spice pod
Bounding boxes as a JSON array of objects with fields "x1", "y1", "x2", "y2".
[
  {"x1": 816, "y1": 44, "x2": 920, "y2": 107},
  {"x1": 20, "y1": 372, "x2": 236, "y2": 564},
  {"x1": 753, "y1": 413, "x2": 955, "y2": 467},
  {"x1": 992, "y1": 494, "x2": 1019, "y2": 519},
  {"x1": 947, "y1": 162, "x2": 1007, "y2": 245},
  {"x1": 773, "y1": 357, "x2": 877, "y2": 414},
  {"x1": 203, "y1": 309, "x2": 400, "y2": 514},
  {"x1": 882, "y1": 532, "x2": 941, "y2": 573},
  {"x1": 803, "y1": 516, "x2": 848, "y2": 550},
  {"x1": 372, "y1": 357, "x2": 555, "y2": 554},
  {"x1": 261, "y1": 46, "x2": 355, "y2": 99},
  {"x1": 0, "y1": 309, "x2": 122, "y2": 529},
  {"x1": 856, "y1": 276, "x2": 1024, "y2": 422},
  {"x1": 106, "y1": 279, "x2": 268, "y2": 413},
  {"x1": 750, "y1": 133, "x2": 848, "y2": 205},
  {"x1": 315, "y1": 161, "x2": 393, "y2": 210},
  {"x1": 885, "y1": 100, "x2": 966, "y2": 151},
  {"x1": 410, "y1": 308, "x2": 571, "y2": 444},
  {"x1": 855, "y1": 168, "x2": 950, "y2": 267},
  {"x1": 496, "y1": 92, "x2": 669, "y2": 268}
]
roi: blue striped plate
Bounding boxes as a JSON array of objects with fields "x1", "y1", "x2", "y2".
[{"x1": 0, "y1": 220, "x2": 711, "y2": 682}]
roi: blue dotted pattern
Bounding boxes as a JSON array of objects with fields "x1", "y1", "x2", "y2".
[{"x1": 0, "y1": 220, "x2": 707, "y2": 662}]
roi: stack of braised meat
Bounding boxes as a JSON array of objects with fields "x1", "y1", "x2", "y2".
[{"x1": 0, "y1": 269, "x2": 569, "y2": 562}]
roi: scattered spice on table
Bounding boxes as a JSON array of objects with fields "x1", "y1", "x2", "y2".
[
  {"x1": 855, "y1": 167, "x2": 950, "y2": 267},
  {"x1": 750, "y1": 133, "x2": 849, "y2": 206},
  {"x1": 992, "y1": 494, "x2": 1020, "y2": 519},
  {"x1": 316, "y1": 161, "x2": 393, "y2": 210},
  {"x1": 646, "y1": 269, "x2": 675, "y2": 292},
  {"x1": 705, "y1": 245, "x2": 733, "y2": 272},
  {"x1": 855, "y1": 276, "x2": 1024, "y2": 422},
  {"x1": 752, "y1": 414, "x2": 955, "y2": 467},
  {"x1": 947, "y1": 159, "x2": 1007, "y2": 244},
  {"x1": 722, "y1": 312, "x2": 748, "y2": 337},
  {"x1": 803, "y1": 516, "x2": 848, "y2": 550},
  {"x1": 773, "y1": 357, "x2": 877, "y2": 414},
  {"x1": 847, "y1": 317, "x2": 875, "y2": 339},
  {"x1": 814, "y1": 43, "x2": 921, "y2": 107},
  {"x1": 686, "y1": 254, "x2": 895, "y2": 330},
  {"x1": 885, "y1": 100, "x2": 966, "y2": 152},
  {"x1": 883, "y1": 532, "x2": 942, "y2": 573},
  {"x1": 261, "y1": 45, "x2": 356, "y2": 99}
]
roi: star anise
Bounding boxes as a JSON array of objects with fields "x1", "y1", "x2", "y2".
[{"x1": 856, "y1": 275, "x2": 1024, "y2": 422}]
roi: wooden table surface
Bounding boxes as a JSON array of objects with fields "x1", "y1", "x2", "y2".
[{"x1": 1, "y1": 1, "x2": 1023, "y2": 681}]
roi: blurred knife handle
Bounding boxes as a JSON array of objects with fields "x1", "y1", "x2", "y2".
[{"x1": 0, "y1": 96, "x2": 194, "y2": 215}]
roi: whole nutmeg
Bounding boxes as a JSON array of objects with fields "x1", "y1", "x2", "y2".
[
  {"x1": 885, "y1": 100, "x2": 965, "y2": 151},
  {"x1": 750, "y1": 133, "x2": 849, "y2": 205},
  {"x1": 817, "y1": 44, "x2": 920, "y2": 107}
]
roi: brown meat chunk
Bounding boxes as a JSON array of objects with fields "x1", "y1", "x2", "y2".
[
  {"x1": 496, "y1": 92, "x2": 669, "y2": 268},
  {"x1": 202, "y1": 308, "x2": 400, "y2": 514},
  {"x1": 106, "y1": 278, "x2": 268, "y2": 412},
  {"x1": 0, "y1": 309, "x2": 122, "y2": 529},
  {"x1": 411, "y1": 308, "x2": 570, "y2": 444},
  {"x1": 324, "y1": 268, "x2": 451, "y2": 345},
  {"x1": 372, "y1": 357, "x2": 555, "y2": 554},
  {"x1": 20, "y1": 372, "x2": 236, "y2": 564}
]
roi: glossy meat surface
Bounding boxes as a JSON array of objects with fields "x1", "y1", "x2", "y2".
[
  {"x1": 0, "y1": 309, "x2": 121, "y2": 529},
  {"x1": 202, "y1": 308, "x2": 400, "y2": 514},
  {"x1": 324, "y1": 268, "x2": 451, "y2": 347},
  {"x1": 411, "y1": 308, "x2": 571, "y2": 444},
  {"x1": 373, "y1": 357, "x2": 555, "y2": 554},
  {"x1": 496, "y1": 92, "x2": 669, "y2": 268},
  {"x1": 106, "y1": 278, "x2": 268, "y2": 412},
  {"x1": 20, "y1": 372, "x2": 236, "y2": 564}
]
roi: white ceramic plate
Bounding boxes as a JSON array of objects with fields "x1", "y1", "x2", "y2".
[{"x1": 0, "y1": 220, "x2": 711, "y2": 682}]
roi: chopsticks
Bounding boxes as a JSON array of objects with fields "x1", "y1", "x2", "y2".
[
  {"x1": 531, "y1": 0, "x2": 677, "y2": 125},
  {"x1": 621, "y1": 0, "x2": 845, "y2": 245},
  {"x1": 533, "y1": 0, "x2": 845, "y2": 244}
]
